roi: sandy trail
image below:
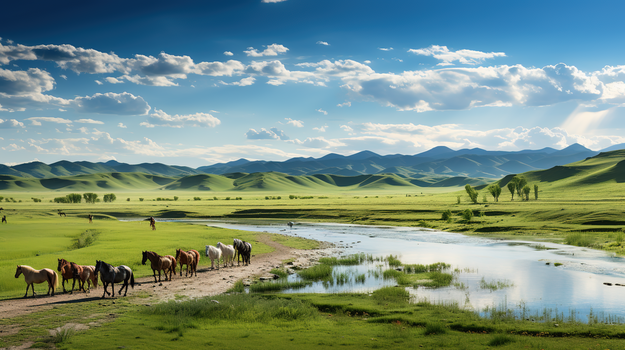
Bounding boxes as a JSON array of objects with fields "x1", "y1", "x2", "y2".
[{"x1": 0, "y1": 234, "x2": 335, "y2": 320}]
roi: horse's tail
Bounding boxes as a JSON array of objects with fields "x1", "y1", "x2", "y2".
[
  {"x1": 52, "y1": 270, "x2": 59, "y2": 290},
  {"x1": 130, "y1": 272, "x2": 135, "y2": 289}
]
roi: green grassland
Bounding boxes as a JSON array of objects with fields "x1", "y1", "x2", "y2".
[{"x1": 3, "y1": 150, "x2": 625, "y2": 348}]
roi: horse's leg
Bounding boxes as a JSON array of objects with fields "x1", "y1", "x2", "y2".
[
  {"x1": 101, "y1": 282, "x2": 107, "y2": 298},
  {"x1": 158, "y1": 268, "x2": 161, "y2": 282},
  {"x1": 71, "y1": 277, "x2": 77, "y2": 294},
  {"x1": 62, "y1": 277, "x2": 67, "y2": 293},
  {"x1": 111, "y1": 282, "x2": 115, "y2": 298},
  {"x1": 24, "y1": 283, "x2": 30, "y2": 298},
  {"x1": 152, "y1": 268, "x2": 158, "y2": 283}
]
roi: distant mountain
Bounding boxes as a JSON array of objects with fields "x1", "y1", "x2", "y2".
[{"x1": 0, "y1": 145, "x2": 602, "y2": 180}]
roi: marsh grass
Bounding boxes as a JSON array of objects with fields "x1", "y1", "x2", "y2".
[
  {"x1": 404, "y1": 262, "x2": 450, "y2": 273},
  {"x1": 417, "y1": 271, "x2": 454, "y2": 288},
  {"x1": 488, "y1": 334, "x2": 515, "y2": 346},
  {"x1": 51, "y1": 327, "x2": 75, "y2": 344},
  {"x1": 297, "y1": 264, "x2": 333, "y2": 280},
  {"x1": 270, "y1": 268, "x2": 288, "y2": 279},
  {"x1": 371, "y1": 286, "x2": 410, "y2": 304},
  {"x1": 249, "y1": 280, "x2": 311, "y2": 293},
  {"x1": 565, "y1": 233, "x2": 595, "y2": 247},
  {"x1": 319, "y1": 253, "x2": 373, "y2": 266},
  {"x1": 382, "y1": 269, "x2": 411, "y2": 285},
  {"x1": 227, "y1": 280, "x2": 245, "y2": 293},
  {"x1": 479, "y1": 277, "x2": 514, "y2": 291},
  {"x1": 386, "y1": 255, "x2": 402, "y2": 267},
  {"x1": 70, "y1": 229, "x2": 100, "y2": 250}
]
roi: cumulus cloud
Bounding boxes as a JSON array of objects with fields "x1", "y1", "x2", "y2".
[
  {"x1": 316, "y1": 108, "x2": 327, "y2": 115},
  {"x1": 0, "y1": 118, "x2": 24, "y2": 128},
  {"x1": 224, "y1": 51, "x2": 233, "y2": 56},
  {"x1": 73, "y1": 92, "x2": 151, "y2": 115},
  {"x1": 246, "y1": 128, "x2": 279, "y2": 140},
  {"x1": 285, "y1": 118, "x2": 304, "y2": 127},
  {"x1": 316, "y1": 41, "x2": 329, "y2": 46},
  {"x1": 95, "y1": 80, "x2": 103, "y2": 85},
  {"x1": 221, "y1": 77, "x2": 256, "y2": 86},
  {"x1": 408, "y1": 45, "x2": 506, "y2": 66},
  {"x1": 244, "y1": 44, "x2": 289, "y2": 57},
  {"x1": 60, "y1": 74, "x2": 67, "y2": 80},
  {"x1": 118, "y1": 123, "x2": 127, "y2": 128},
  {"x1": 337, "y1": 101, "x2": 351, "y2": 107},
  {"x1": 313, "y1": 125, "x2": 327, "y2": 132},
  {"x1": 378, "y1": 47, "x2": 393, "y2": 51},
  {"x1": 143, "y1": 109, "x2": 221, "y2": 128}
]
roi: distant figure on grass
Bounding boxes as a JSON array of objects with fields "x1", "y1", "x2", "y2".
[
  {"x1": 58, "y1": 210, "x2": 66, "y2": 217},
  {"x1": 88, "y1": 214, "x2": 93, "y2": 223},
  {"x1": 149, "y1": 216, "x2": 156, "y2": 230},
  {"x1": 15, "y1": 265, "x2": 58, "y2": 298},
  {"x1": 2, "y1": 215, "x2": 6, "y2": 224}
]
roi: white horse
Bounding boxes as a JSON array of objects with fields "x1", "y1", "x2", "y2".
[
  {"x1": 205, "y1": 245, "x2": 222, "y2": 270},
  {"x1": 217, "y1": 242, "x2": 235, "y2": 268}
]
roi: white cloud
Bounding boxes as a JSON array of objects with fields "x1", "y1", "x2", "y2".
[
  {"x1": 27, "y1": 117, "x2": 72, "y2": 124},
  {"x1": 316, "y1": 41, "x2": 329, "y2": 46},
  {"x1": 337, "y1": 101, "x2": 351, "y2": 107},
  {"x1": 0, "y1": 118, "x2": 25, "y2": 128},
  {"x1": 316, "y1": 108, "x2": 327, "y2": 115},
  {"x1": 378, "y1": 47, "x2": 393, "y2": 51},
  {"x1": 285, "y1": 118, "x2": 304, "y2": 127},
  {"x1": 73, "y1": 92, "x2": 151, "y2": 115},
  {"x1": 118, "y1": 122, "x2": 127, "y2": 128},
  {"x1": 244, "y1": 44, "x2": 289, "y2": 57},
  {"x1": 561, "y1": 106, "x2": 613, "y2": 135},
  {"x1": 246, "y1": 128, "x2": 277, "y2": 140},
  {"x1": 95, "y1": 80, "x2": 103, "y2": 85},
  {"x1": 75, "y1": 118, "x2": 104, "y2": 124},
  {"x1": 313, "y1": 125, "x2": 327, "y2": 132},
  {"x1": 222, "y1": 76, "x2": 256, "y2": 86},
  {"x1": 60, "y1": 74, "x2": 67, "y2": 80},
  {"x1": 340, "y1": 125, "x2": 354, "y2": 133},
  {"x1": 145, "y1": 109, "x2": 221, "y2": 128},
  {"x1": 105, "y1": 77, "x2": 124, "y2": 84},
  {"x1": 261, "y1": 0, "x2": 287, "y2": 3},
  {"x1": 224, "y1": 51, "x2": 234, "y2": 56},
  {"x1": 408, "y1": 45, "x2": 506, "y2": 66}
]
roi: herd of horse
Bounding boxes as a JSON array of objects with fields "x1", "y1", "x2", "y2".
[{"x1": 14, "y1": 238, "x2": 254, "y2": 299}]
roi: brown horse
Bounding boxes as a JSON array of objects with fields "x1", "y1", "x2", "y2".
[
  {"x1": 15, "y1": 265, "x2": 58, "y2": 297},
  {"x1": 142, "y1": 251, "x2": 174, "y2": 282},
  {"x1": 57, "y1": 258, "x2": 83, "y2": 293},
  {"x1": 164, "y1": 255, "x2": 177, "y2": 274},
  {"x1": 175, "y1": 249, "x2": 198, "y2": 277},
  {"x1": 72, "y1": 265, "x2": 98, "y2": 292},
  {"x1": 189, "y1": 249, "x2": 200, "y2": 275}
]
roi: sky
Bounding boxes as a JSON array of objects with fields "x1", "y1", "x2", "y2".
[{"x1": 2, "y1": 0, "x2": 625, "y2": 167}]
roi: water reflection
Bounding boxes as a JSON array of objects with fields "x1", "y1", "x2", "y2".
[{"x1": 204, "y1": 220, "x2": 625, "y2": 322}]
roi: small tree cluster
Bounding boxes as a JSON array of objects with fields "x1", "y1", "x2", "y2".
[
  {"x1": 465, "y1": 184, "x2": 479, "y2": 204},
  {"x1": 441, "y1": 209, "x2": 453, "y2": 222},
  {"x1": 67, "y1": 193, "x2": 82, "y2": 203},
  {"x1": 31, "y1": 197, "x2": 42, "y2": 203},
  {"x1": 83, "y1": 193, "x2": 98, "y2": 203},
  {"x1": 193, "y1": 197, "x2": 202, "y2": 201},
  {"x1": 506, "y1": 175, "x2": 539, "y2": 201},
  {"x1": 461, "y1": 209, "x2": 473, "y2": 222},
  {"x1": 103, "y1": 193, "x2": 117, "y2": 202},
  {"x1": 265, "y1": 196, "x2": 282, "y2": 200}
]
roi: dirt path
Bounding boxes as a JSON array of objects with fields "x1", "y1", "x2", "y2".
[{"x1": 0, "y1": 235, "x2": 336, "y2": 320}]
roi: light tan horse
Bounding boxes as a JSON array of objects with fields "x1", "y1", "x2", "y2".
[{"x1": 15, "y1": 265, "x2": 58, "y2": 298}]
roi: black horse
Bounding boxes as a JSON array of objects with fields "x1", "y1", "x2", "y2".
[{"x1": 94, "y1": 260, "x2": 134, "y2": 298}]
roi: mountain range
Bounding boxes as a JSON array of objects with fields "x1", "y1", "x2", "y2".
[{"x1": 1, "y1": 143, "x2": 622, "y2": 180}]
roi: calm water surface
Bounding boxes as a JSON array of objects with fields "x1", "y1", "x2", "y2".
[{"x1": 138, "y1": 218, "x2": 625, "y2": 321}]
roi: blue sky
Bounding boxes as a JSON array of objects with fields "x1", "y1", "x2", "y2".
[{"x1": 2, "y1": 0, "x2": 625, "y2": 167}]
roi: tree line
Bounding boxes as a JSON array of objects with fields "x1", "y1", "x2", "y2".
[
  {"x1": 53, "y1": 193, "x2": 117, "y2": 204},
  {"x1": 465, "y1": 175, "x2": 538, "y2": 204}
]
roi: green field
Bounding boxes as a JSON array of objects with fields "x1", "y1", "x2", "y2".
[{"x1": 4, "y1": 150, "x2": 625, "y2": 348}]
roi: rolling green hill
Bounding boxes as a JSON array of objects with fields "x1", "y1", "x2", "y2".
[{"x1": 0, "y1": 171, "x2": 492, "y2": 192}]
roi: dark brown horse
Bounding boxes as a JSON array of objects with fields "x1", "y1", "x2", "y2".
[
  {"x1": 57, "y1": 258, "x2": 83, "y2": 293},
  {"x1": 175, "y1": 249, "x2": 198, "y2": 277},
  {"x1": 142, "y1": 251, "x2": 174, "y2": 282}
]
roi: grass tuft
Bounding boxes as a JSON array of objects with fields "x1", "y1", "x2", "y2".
[
  {"x1": 297, "y1": 264, "x2": 333, "y2": 280},
  {"x1": 487, "y1": 334, "x2": 515, "y2": 346},
  {"x1": 423, "y1": 322, "x2": 447, "y2": 335}
]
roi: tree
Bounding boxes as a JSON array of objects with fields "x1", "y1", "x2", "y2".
[
  {"x1": 488, "y1": 184, "x2": 502, "y2": 202},
  {"x1": 465, "y1": 184, "x2": 478, "y2": 204},
  {"x1": 103, "y1": 193, "x2": 117, "y2": 202},
  {"x1": 441, "y1": 209, "x2": 452, "y2": 222},
  {"x1": 523, "y1": 185, "x2": 531, "y2": 200},
  {"x1": 507, "y1": 182, "x2": 516, "y2": 201},
  {"x1": 534, "y1": 184, "x2": 539, "y2": 200},
  {"x1": 83, "y1": 193, "x2": 98, "y2": 204},
  {"x1": 514, "y1": 176, "x2": 527, "y2": 198},
  {"x1": 461, "y1": 209, "x2": 473, "y2": 222}
]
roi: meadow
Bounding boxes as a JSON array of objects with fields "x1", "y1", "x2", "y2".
[{"x1": 3, "y1": 151, "x2": 625, "y2": 348}]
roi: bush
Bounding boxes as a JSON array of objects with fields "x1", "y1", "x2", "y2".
[
  {"x1": 31, "y1": 197, "x2": 42, "y2": 203},
  {"x1": 423, "y1": 322, "x2": 447, "y2": 335},
  {"x1": 461, "y1": 209, "x2": 473, "y2": 222},
  {"x1": 193, "y1": 197, "x2": 201, "y2": 201},
  {"x1": 67, "y1": 193, "x2": 82, "y2": 203},
  {"x1": 488, "y1": 334, "x2": 515, "y2": 346},
  {"x1": 174, "y1": 196, "x2": 179, "y2": 201},
  {"x1": 441, "y1": 209, "x2": 452, "y2": 222},
  {"x1": 127, "y1": 198, "x2": 130, "y2": 201},
  {"x1": 139, "y1": 198, "x2": 144, "y2": 202},
  {"x1": 103, "y1": 193, "x2": 117, "y2": 202}
]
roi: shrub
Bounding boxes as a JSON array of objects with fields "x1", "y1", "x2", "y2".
[
  {"x1": 193, "y1": 197, "x2": 201, "y2": 201},
  {"x1": 126, "y1": 198, "x2": 130, "y2": 201},
  {"x1": 31, "y1": 197, "x2": 42, "y2": 203},
  {"x1": 488, "y1": 334, "x2": 515, "y2": 346},
  {"x1": 441, "y1": 209, "x2": 452, "y2": 222},
  {"x1": 103, "y1": 193, "x2": 117, "y2": 202},
  {"x1": 174, "y1": 196, "x2": 179, "y2": 201},
  {"x1": 423, "y1": 322, "x2": 447, "y2": 335},
  {"x1": 139, "y1": 198, "x2": 144, "y2": 201},
  {"x1": 461, "y1": 209, "x2": 473, "y2": 222}
]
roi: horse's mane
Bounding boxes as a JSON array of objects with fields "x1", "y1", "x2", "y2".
[{"x1": 19, "y1": 265, "x2": 35, "y2": 273}]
